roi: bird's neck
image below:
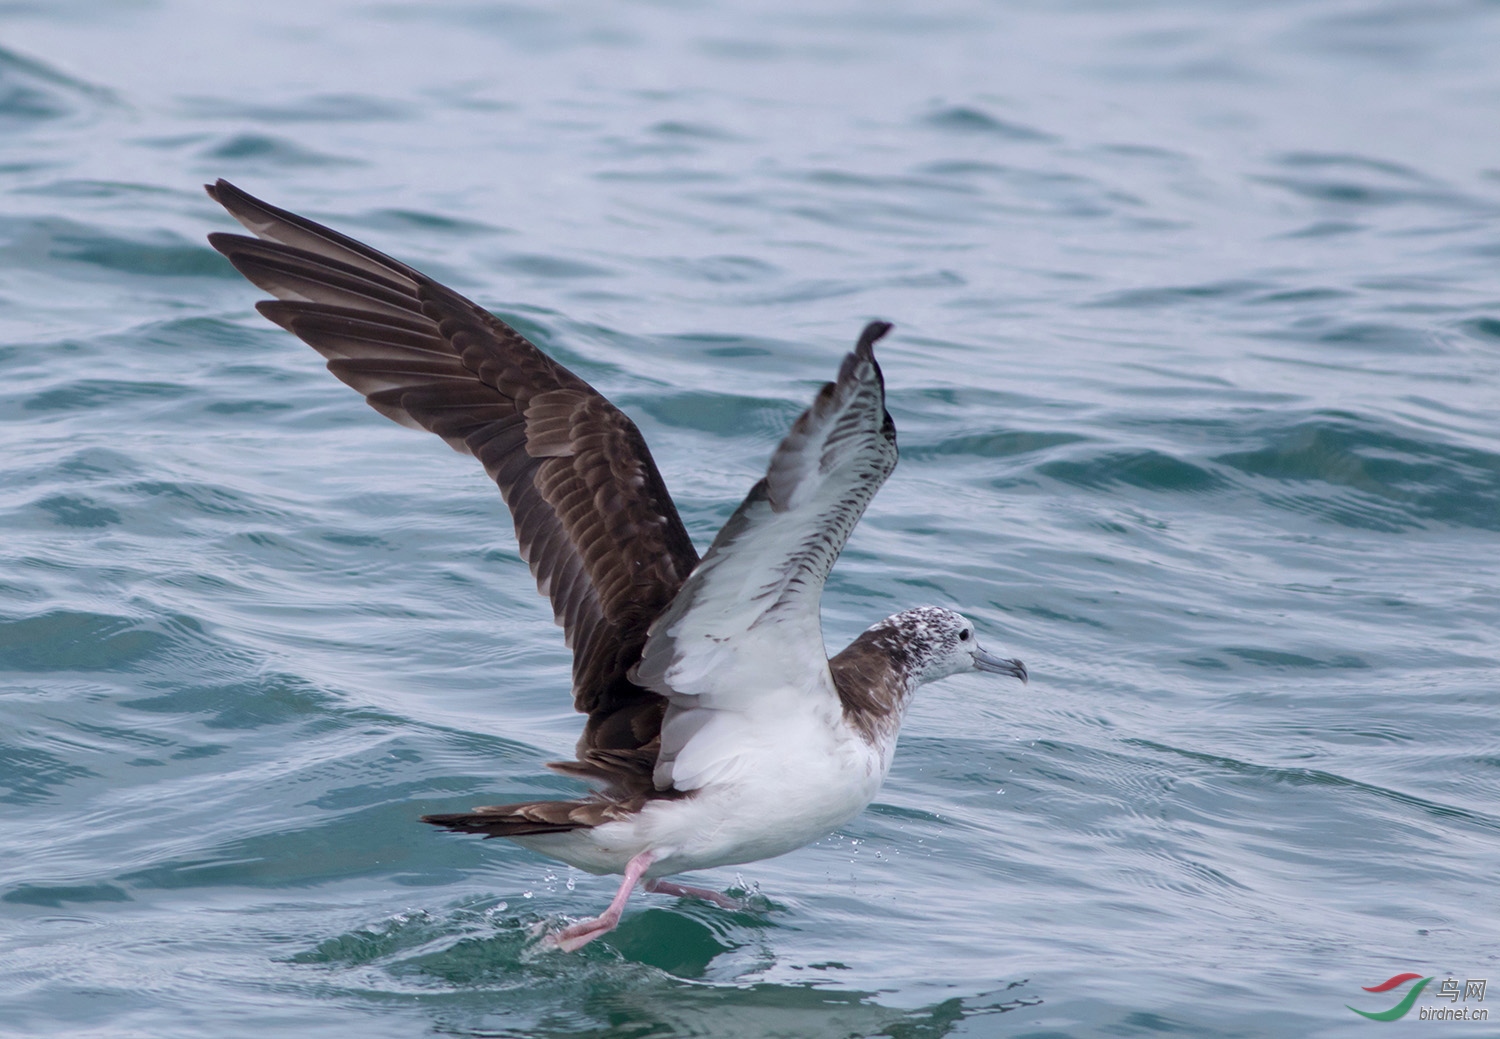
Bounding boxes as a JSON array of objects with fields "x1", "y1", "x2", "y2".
[{"x1": 827, "y1": 627, "x2": 921, "y2": 746}]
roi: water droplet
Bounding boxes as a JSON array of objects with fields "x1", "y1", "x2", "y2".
[{"x1": 522, "y1": 890, "x2": 533, "y2": 899}]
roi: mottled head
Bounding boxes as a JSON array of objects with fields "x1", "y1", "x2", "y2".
[
  {"x1": 828, "y1": 605, "x2": 1028, "y2": 744},
  {"x1": 872, "y1": 605, "x2": 1028, "y2": 687}
]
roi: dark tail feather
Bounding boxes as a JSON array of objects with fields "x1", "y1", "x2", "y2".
[{"x1": 422, "y1": 798, "x2": 625, "y2": 838}]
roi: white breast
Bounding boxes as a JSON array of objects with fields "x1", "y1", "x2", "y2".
[{"x1": 532, "y1": 683, "x2": 895, "y2": 878}]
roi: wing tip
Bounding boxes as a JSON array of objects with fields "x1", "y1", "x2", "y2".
[
  {"x1": 839, "y1": 319, "x2": 892, "y2": 394},
  {"x1": 856, "y1": 320, "x2": 893, "y2": 357},
  {"x1": 204, "y1": 177, "x2": 242, "y2": 207}
]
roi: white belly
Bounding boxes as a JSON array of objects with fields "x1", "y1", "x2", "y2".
[{"x1": 517, "y1": 704, "x2": 895, "y2": 878}]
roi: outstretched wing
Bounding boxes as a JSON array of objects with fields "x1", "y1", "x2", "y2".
[
  {"x1": 205, "y1": 180, "x2": 698, "y2": 756},
  {"x1": 631, "y1": 322, "x2": 898, "y2": 790}
]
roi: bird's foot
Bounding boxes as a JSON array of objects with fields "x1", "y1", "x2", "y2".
[
  {"x1": 540, "y1": 848, "x2": 657, "y2": 952},
  {"x1": 643, "y1": 878, "x2": 743, "y2": 910},
  {"x1": 546, "y1": 912, "x2": 619, "y2": 952}
]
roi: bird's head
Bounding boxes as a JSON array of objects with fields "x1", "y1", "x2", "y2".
[{"x1": 877, "y1": 605, "x2": 1028, "y2": 687}]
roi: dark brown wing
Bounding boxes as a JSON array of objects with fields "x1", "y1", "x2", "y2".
[{"x1": 205, "y1": 180, "x2": 699, "y2": 762}]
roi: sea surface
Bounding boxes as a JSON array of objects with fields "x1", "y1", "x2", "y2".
[{"x1": 2, "y1": 1, "x2": 1498, "y2": 1036}]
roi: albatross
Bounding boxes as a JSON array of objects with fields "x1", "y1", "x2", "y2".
[{"x1": 205, "y1": 180, "x2": 1029, "y2": 951}]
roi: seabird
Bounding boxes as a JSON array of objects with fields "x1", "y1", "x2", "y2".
[{"x1": 205, "y1": 180, "x2": 1029, "y2": 951}]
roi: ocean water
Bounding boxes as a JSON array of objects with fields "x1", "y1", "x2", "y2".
[{"x1": 2, "y1": 1, "x2": 1498, "y2": 1035}]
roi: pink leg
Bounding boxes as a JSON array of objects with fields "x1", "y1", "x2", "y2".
[
  {"x1": 643, "y1": 877, "x2": 741, "y2": 910},
  {"x1": 547, "y1": 850, "x2": 655, "y2": 952}
]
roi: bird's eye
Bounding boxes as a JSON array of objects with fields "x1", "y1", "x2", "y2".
[{"x1": 959, "y1": 629, "x2": 971, "y2": 642}]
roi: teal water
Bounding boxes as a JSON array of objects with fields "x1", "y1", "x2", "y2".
[{"x1": 2, "y1": 1, "x2": 1499, "y2": 1036}]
